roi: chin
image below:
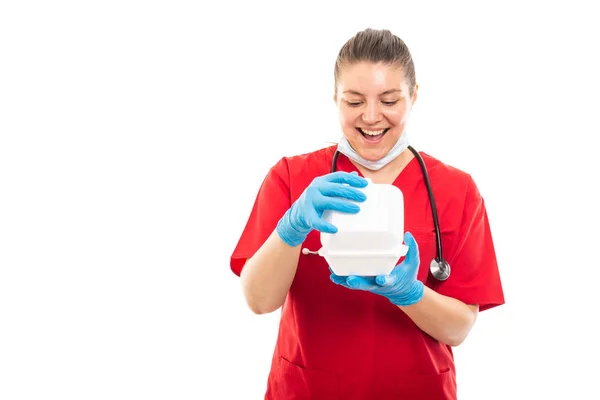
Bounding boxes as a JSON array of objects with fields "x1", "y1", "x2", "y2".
[{"x1": 357, "y1": 148, "x2": 388, "y2": 161}]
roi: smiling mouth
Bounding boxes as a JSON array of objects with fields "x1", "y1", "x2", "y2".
[{"x1": 356, "y1": 127, "x2": 390, "y2": 140}]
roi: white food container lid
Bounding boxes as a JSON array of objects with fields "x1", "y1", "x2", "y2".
[{"x1": 317, "y1": 178, "x2": 408, "y2": 276}]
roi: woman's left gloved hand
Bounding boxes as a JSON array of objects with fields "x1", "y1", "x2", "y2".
[{"x1": 330, "y1": 232, "x2": 424, "y2": 306}]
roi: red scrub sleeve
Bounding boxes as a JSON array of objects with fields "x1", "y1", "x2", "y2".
[
  {"x1": 436, "y1": 177, "x2": 505, "y2": 311},
  {"x1": 229, "y1": 158, "x2": 292, "y2": 277}
]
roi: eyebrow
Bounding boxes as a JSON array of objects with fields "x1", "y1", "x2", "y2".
[{"x1": 343, "y1": 89, "x2": 402, "y2": 96}]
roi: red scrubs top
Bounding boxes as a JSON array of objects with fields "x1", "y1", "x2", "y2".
[{"x1": 230, "y1": 146, "x2": 505, "y2": 400}]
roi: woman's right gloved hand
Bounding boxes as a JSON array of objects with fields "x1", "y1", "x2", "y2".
[{"x1": 276, "y1": 171, "x2": 368, "y2": 247}]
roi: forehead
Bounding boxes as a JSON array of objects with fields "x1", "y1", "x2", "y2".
[{"x1": 337, "y1": 62, "x2": 407, "y2": 94}]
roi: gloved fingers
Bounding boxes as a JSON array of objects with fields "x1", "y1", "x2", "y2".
[
  {"x1": 322, "y1": 171, "x2": 369, "y2": 188},
  {"x1": 375, "y1": 274, "x2": 396, "y2": 287},
  {"x1": 403, "y1": 231, "x2": 420, "y2": 266},
  {"x1": 329, "y1": 271, "x2": 347, "y2": 285},
  {"x1": 314, "y1": 196, "x2": 361, "y2": 214},
  {"x1": 318, "y1": 181, "x2": 367, "y2": 202},
  {"x1": 302, "y1": 208, "x2": 337, "y2": 233},
  {"x1": 310, "y1": 216, "x2": 338, "y2": 234},
  {"x1": 345, "y1": 275, "x2": 379, "y2": 291}
]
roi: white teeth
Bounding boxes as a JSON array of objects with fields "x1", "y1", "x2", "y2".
[{"x1": 360, "y1": 128, "x2": 385, "y2": 136}]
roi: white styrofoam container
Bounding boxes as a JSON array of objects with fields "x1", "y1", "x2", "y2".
[{"x1": 317, "y1": 178, "x2": 408, "y2": 276}]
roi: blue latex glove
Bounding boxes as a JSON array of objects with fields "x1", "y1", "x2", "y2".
[
  {"x1": 276, "y1": 171, "x2": 368, "y2": 247},
  {"x1": 330, "y1": 232, "x2": 424, "y2": 306}
]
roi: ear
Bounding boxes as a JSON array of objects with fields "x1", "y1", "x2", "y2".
[{"x1": 411, "y1": 83, "x2": 419, "y2": 105}]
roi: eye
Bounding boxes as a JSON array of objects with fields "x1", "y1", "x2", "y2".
[
  {"x1": 345, "y1": 101, "x2": 362, "y2": 107},
  {"x1": 382, "y1": 100, "x2": 399, "y2": 106}
]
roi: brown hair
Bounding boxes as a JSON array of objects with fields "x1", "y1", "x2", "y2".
[{"x1": 334, "y1": 28, "x2": 416, "y2": 96}]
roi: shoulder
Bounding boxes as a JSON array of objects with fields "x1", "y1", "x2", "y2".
[
  {"x1": 263, "y1": 145, "x2": 336, "y2": 201},
  {"x1": 418, "y1": 152, "x2": 482, "y2": 203},
  {"x1": 270, "y1": 145, "x2": 336, "y2": 181}
]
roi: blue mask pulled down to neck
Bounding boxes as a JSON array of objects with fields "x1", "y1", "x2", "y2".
[{"x1": 336, "y1": 131, "x2": 409, "y2": 171}]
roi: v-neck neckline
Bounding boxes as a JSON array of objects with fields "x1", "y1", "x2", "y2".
[{"x1": 333, "y1": 148, "x2": 422, "y2": 186}]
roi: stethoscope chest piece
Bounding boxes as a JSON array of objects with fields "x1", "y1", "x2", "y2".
[{"x1": 430, "y1": 259, "x2": 451, "y2": 281}]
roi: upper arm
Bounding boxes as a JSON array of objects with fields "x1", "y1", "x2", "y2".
[{"x1": 467, "y1": 304, "x2": 479, "y2": 317}]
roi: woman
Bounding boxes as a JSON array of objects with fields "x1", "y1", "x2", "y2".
[{"x1": 230, "y1": 28, "x2": 504, "y2": 399}]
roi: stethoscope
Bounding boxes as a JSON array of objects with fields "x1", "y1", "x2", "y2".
[{"x1": 304, "y1": 146, "x2": 451, "y2": 281}]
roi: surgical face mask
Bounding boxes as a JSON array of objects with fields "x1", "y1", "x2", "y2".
[{"x1": 336, "y1": 131, "x2": 409, "y2": 171}]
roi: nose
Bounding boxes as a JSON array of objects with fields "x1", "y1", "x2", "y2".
[{"x1": 362, "y1": 102, "x2": 382, "y2": 124}]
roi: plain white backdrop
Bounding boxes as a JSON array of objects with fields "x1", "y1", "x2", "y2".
[{"x1": 1, "y1": 1, "x2": 599, "y2": 399}]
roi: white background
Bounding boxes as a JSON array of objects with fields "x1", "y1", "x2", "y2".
[{"x1": 1, "y1": 1, "x2": 599, "y2": 399}]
